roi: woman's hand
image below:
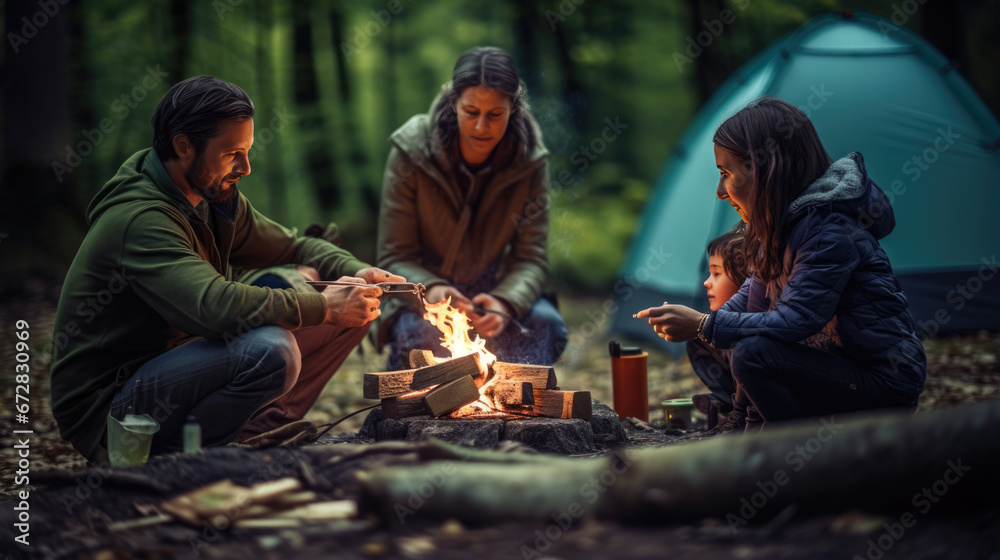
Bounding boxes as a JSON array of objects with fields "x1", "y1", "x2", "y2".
[
  {"x1": 469, "y1": 293, "x2": 510, "y2": 338},
  {"x1": 636, "y1": 302, "x2": 705, "y2": 342},
  {"x1": 425, "y1": 285, "x2": 474, "y2": 314}
]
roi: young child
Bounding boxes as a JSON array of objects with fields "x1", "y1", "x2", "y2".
[
  {"x1": 703, "y1": 224, "x2": 748, "y2": 312},
  {"x1": 685, "y1": 225, "x2": 748, "y2": 423}
]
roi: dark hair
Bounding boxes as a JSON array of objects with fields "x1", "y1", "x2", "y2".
[
  {"x1": 152, "y1": 76, "x2": 255, "y2": 161},
  {"x1": 430, "y1": 46, "x2": 535, "y2": 158},
  {"x1": 712, "y1": 97, "x2": 832, "y2": 283},
  {"x1": 706, "y1": 223, "x2": 749, "y2": 287}
]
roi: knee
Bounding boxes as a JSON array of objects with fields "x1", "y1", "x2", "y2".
[
  {"x1": 242, "y1": 326, "x2": 301, "y2": 393},
  {"x1": 522, "y1": 299, "x2": 567, "y2": 363},
  {"x1": 525, "y1": 299, "x2": 567, "y2": 342},
  {"x1": 730, "y1": 336, "x2": 779, "y2": 383}
]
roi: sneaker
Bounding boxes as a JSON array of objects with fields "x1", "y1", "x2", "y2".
[{"x1": 703, "y1": 409, "x2": 746, "y2": 436}]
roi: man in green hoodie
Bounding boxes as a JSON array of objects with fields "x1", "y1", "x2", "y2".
[{"x1": 50, "y1": 76, "x2": 404, "y2": 463}]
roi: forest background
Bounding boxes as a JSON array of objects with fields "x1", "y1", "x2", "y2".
[{"x1": 2, "y1": 0, "x2": 997, "y2": 292}]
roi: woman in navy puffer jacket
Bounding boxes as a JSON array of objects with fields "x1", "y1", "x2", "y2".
[{"x1": 638, "y1": 97, "x2": 926, "y2": 433}]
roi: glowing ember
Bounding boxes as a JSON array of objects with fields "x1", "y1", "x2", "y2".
[{"x1": 423, "y1": 297, "x2": 499, "y2": 416}]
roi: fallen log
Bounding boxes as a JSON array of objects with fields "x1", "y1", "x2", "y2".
[
  {"x1": 491, "y1": 362, "x2": 557, "y2": 389},
  {"x1": 363, "y1": 354, "x2": 480, "y2": 399},
  {"x1": 359, "y1": 400, "x2": 1000, "y2": 527},
  {"x1": 422, "y1": 375, "x2": 482, "y2": 417},
  {"x1": 532, "y1": 389, "x2": 592, "y2": 419}
]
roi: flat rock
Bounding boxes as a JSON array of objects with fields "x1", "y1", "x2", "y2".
[
  {"x1": 404, "y1": 419, "x2": 503, "y2": 448},
  {"x1": 588, "y1": 399, "x2": 628, "y2": 443},
  {"x1": 503, "y1": 418, "x2": 596, "y2": 454}
]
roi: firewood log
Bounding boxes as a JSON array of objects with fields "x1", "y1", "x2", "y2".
[
  {"x1": 409, "y1": 349, "x2": 438, "y2": 368},
  {"x1": 490, "y1": 362, "x2": 557, "y2": 389},
  {"x1": 484, "y1": 381, "x2": 534, "y2": 407},
  {"x1": 531, "y1": 389, "x2": 592, "y2": 419},
  {"x1": 382, "y1": 387, "x2": 433, "y2": 419},
  {"x1": 363, "y1": 354, "x2": 480, "y2": 399},
  {"x1": 422, "y1": 375, "x2": 482, "y2": 417}
]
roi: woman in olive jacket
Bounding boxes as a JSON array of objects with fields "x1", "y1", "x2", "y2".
[{"x1": 377, "y1": 46, "x2": 566, "y2": 369}]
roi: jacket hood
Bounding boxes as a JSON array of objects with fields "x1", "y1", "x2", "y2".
[
  {"x1": 87, "y1": 148, "x2": 206, "y2": 226},
  {"x1": 787, "y1": 152, "x2": 895, "y2": 240},
  {"x1": 389, "y1": 91, "x2": 548, "y2": 182}
]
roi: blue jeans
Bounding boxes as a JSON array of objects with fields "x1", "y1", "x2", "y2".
[
  {"x1": 686, "y1": 338, "x2": 736, "y2": 409},
  {"x1": 729, "y1": 336, "x2": 907, "y2": 424},
  {"x1": 386, "y1": 298, "x2": 567, "y2": 370},
  {"x1": 109, "y1": 326, "x2": 299, "y2": 454},
  {"x1": 110, "y1": 322, "x2": 368, "y2": 454}
]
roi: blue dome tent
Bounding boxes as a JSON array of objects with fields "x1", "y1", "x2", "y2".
[{"x1": 610, "y1": 11, "x2": 1000, "y2": 354}]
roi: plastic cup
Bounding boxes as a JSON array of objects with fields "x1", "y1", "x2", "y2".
[
  {"x1": 662, "y1": 398, "x2": 694, "y2": 430},
  {"x1": 106, "y1": 413, "x2": 160, "y2": 467}
]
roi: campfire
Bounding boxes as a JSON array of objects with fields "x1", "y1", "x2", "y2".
[{"x1": 365, "y1": 298, "x2": 591, "y2": 420}]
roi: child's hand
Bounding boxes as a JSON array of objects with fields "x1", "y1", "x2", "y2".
[{"x1": 636, "y1": 303, "x2": 705, "y2": 342}]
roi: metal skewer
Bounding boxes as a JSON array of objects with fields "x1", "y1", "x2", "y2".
[{"x1": 305, "y1": 281, "x2": 426, "y2": 297}]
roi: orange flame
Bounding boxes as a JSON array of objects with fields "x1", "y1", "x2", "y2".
[
  {"x1": 423, "y1": 297, "x2": 498, "y2": 416},
  {"x1": 422, "y1": 298, "x2": 497, "y2": 372}
]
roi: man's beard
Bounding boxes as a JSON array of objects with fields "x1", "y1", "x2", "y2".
[{"x1": 186, "y1": 155, "x2": 241, "y2": 204}]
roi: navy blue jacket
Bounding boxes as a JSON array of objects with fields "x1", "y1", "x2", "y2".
[{"x1": 703, "y1": 153, "x2": 926, "y2": 402}]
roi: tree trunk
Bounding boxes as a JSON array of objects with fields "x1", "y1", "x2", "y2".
[
  {"x1": 255, "y1": 0, "x2": 286, "y2": 223},
  {"x1": 688, "y1": 0, "x2": 730, "y2": 105},
  {"x1": 293, "y1": 0, "x2": 338, "y2": 210},
  {"x1": 168, "y1": 0, "x2": 192, "y2": 83},
  {"x1": 330, "y1": 3, "x2": 376, "y2": 214},
  {"x1": 1, "y1": 0, "x2": 79, "y2": 231}
]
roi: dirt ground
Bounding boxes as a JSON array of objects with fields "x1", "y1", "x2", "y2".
[{"x1": 1, "y1": 278, "x2": 999, "y2": 558}]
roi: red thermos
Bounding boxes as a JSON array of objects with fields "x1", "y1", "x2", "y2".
[{"x1": 609, "y1": 341, "x2": 648, "y2": 421}]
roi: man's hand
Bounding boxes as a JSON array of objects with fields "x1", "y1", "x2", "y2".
[
  {"x1": 320, "y1": 276, "x2": 383, "y2": 328},
  {"x1": 635, "y1": 302, "x2": 704, "y2": 342},
  {"x1": 469, "y1": 293, "x2": 510, "y2": 338},
  {"x1": 355, "y1": 267, "x2": 406, "y2": 285},
  {"x1": 425, "y1": 285, "x2": 473, "y2": 314}
]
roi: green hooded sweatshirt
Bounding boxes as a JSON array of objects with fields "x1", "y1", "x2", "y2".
[{"x1": 50, "y1": 148, "x2": 368, "y2": 461}]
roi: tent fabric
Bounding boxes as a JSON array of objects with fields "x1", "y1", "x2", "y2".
[{"x1": 610, "y1": 11, "x2": 1000, "y2": 354}]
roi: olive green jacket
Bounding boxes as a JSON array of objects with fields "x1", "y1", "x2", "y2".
[
  {"x1": 50, "y1": 148, "x2": 368, "y2": 461},
  {"x1": 375, "y1": 104, "x2": 550, "y2": 345}
]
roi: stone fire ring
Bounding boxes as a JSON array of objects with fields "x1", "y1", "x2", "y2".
[{"x1": 358, "y1": 399, "x2": 628, "y2": 455}]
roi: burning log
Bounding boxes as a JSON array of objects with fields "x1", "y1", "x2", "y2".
[
  {"x1": 484, "y1": 381, "x2": 534, "y2": 407},
  {"x1": 363, "y1": 354, "x2": 481, "y2": 399},
  {"x1": 422, "y1": 375, "x2": 482, "y2": 417},
  {"x1": 381, "y1": 388, "x2": 432, "y2": 420},
  {"x1": 409, "y1": 349, "x2": 438, "y2": 368},
  {"x1": 531, "y1": 389, "x2": 592, "y2": 419},
  {"x1": 490, "y1": 362, "x2": 557, "y2": 390}
]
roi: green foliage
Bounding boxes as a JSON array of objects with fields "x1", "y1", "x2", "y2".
[{"x1": 8, "y1": 0, "x2": 991, "y2": 292}]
